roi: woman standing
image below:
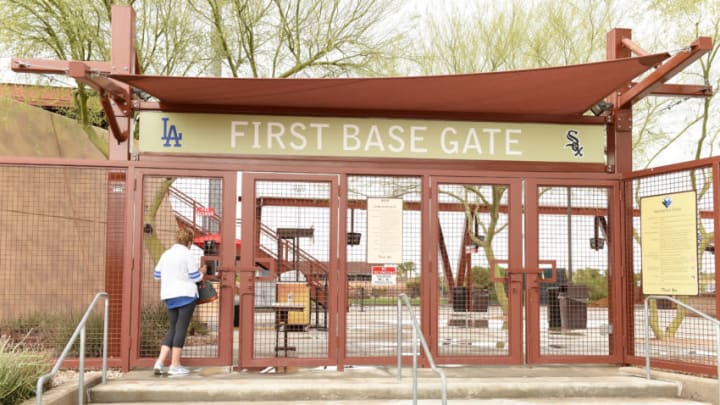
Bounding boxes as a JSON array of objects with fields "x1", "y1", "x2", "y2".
[{"x1": 152, "y1": 228, "x2": 206, "y2": 376}]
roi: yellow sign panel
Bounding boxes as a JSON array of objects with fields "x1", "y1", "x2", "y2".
[
  {"x1": 138, "y1": 111, "x2": 606, "y2": 163},
  {"x1": 276, "y1": 283, "x2": 310, "y2": 326},
  {"x1": 640, "y1": 191, "x2": 699, "y2": 296}
]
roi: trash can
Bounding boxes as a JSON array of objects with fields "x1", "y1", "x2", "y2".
[
  {"x1": 539, "y1": 268, "x2": 566, "y2": 305},
  {"x1": 452, "y1": 287, "x2": 467, "y2": 312},
  {"x1": 558, "y1": 284, "x2": 588, "y2": 329},
  {"x1": 470, "y1": 289, "x2": 489, "y2": 312},
  {"x1": 547, "y1": 287, "x2": 562, "y2": 329},
  {"x1": 234, "y1": 294, "x2": 240, "y2": 327}
]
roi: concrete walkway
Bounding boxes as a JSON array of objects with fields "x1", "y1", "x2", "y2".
[{"x1": 83, "y1": 365, "x2": 717, "y2": 405}]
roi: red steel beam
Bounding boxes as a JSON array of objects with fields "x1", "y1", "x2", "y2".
[
  {"x1": 618, "y1": 36, "x2": 713, "y2": 108},
  {"x1": 647, "y1": 83, "x2": 712, "y2": 97},
  {"x1": 68, "y1": 61, "x2": 129, "y2": 106},
  {"x1": 621, "y1": 36, "x2": 712, "y2": 98},
  {"x1": 621, "y1": 37, "x2": 649, "y2": 56},
  {"x1": 108, "y1": 5, "x2": 135, "y2": 160},
  {"x1": 11, "y1": 58, "x2": 111, "y2": 75},
  {"x1": 68, "y1": 61, "x2": 130, "y2": 142}
]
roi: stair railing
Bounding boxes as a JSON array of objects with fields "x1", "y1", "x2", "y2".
[
  {"x1": 397, "y1": 293, "x2": 447, "y2": 405},
  {"x1": 643, "y1": 295, "x2": 720, "y2": 405},
  {"x1": 168, "y1": 186, "x2": 221, "y2": 233},
  {"x1": 36, "y1": 292, "x2": 109, "y2": 405},
  {"x1": 253, "y1": 220, "x2": 329, "y2": 300}
]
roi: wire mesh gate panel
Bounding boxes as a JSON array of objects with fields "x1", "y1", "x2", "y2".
[
  {"x1": 252, "y1": 180, "x2": 332, "y2": 359},
  {"x1": 628, "y1": 165, "x2": 717, "y2": 374},
  {"x1": 138, "y1": 175, "x2": 224, "y2": 360},
  {"x1": 435, "y1": 182, "x2": 512, "y2": 359},
  {"x1": 534, "y1": 185, "x2": 611, "y2": 358},
  {"x1": 345, "y1": 176, "x2": 422, "y2": 360},
  {"x1": 0, "y1": 165, "x2": 125, "y2": 361}
]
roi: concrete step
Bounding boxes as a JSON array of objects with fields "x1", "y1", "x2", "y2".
[
  {"x1": 101, "y1": 400, "x2": 711, "y2": 405},
  {"x1": 91, "y1": 378, "x2": 684, "y2": 403},
  {"x1": 88, "y1": 368, "x2": 694, "y2": 404}
]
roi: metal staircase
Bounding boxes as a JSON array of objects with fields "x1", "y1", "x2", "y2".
[{"x1": 168, "y1": 185, "x2": 329, "y2": 311}]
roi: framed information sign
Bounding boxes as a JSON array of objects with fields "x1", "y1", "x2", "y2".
[
  {"x1": 640, "y1": 191, "x2": 699, "y2": 296},
  {"x1": 367, "y1": 198, "x2": 403, "y2": 264}
]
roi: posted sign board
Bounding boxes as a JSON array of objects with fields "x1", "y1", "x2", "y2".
[
  {"x1": 196, "y1": 207, "x2": 215, "y2": 217},
  {"x1": 367, "y1": 198, "x2": 403, "y2": 263},
  {"x1": 138, "y1": 111, "x2": 606, "y2": 163},
  {"x1": 371, "y1": 265, "x2": 397, "y2": 286},
  {"x1": 640, "y1": 191, "x2": 699, "y2": 296}
]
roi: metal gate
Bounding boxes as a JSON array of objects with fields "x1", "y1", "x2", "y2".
[
  {"x1": 430, "y1": 176, "x2": 619, "y2": 365},
  {"x1": 131, "y1": 169, "x2": 237, "y2": 369},
  {"x1": 237, "y1": 173, "x2": 339, "y2": 369},
  {"x1": 431, "y1": 176, "x2": 524, "y2": 364},
  {"x1": 130, "y1": 169, "x2": 620, "y2": 369},
  {"x1": 2, "y1": 157, "x2": 714, "y2": 374},
  {"x1": 525, "y1": 179, "x2": 621, "y2": 364}
]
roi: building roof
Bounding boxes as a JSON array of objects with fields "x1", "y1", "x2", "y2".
[
  {"x1": 0, "y1": 83, "x2": 75, "y2": 108},
  {"x1": 111, "y1": 53, "x2": 669, "y2": 121}
]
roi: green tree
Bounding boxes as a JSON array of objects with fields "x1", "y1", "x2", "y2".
[
  {"x1": 0, "y1": 0, "x2": 111, "y2": 155},
  {"x1": 630, "y1": 0, "x2": 720, "y2": 168},
  {"x1": 1, "y1": 0, "x2": 409, "y2": 267},
  {"x1": 441, "y1": 185, "x2": 509, "y2": 316},
  {"x1": 0, "y1": 0, "x2": 211, "y2": 156},
  {"x1": 628, "y1": 0, "x2": 720, "y2": 340},
  {"x1": 416, "y1": 1, "x2": 621, "y2": 335},
  {"x1": 191, "y1": 0, "x2": 405, "y2": 78},
  {"x1": 416, "y1": 0, "x2": 718, "y2": 343},
  {"x1": 414, "y1": 0, "x2": 620, "y2": 74},
  {"x1": 134, "y1": 0, "x2": 208, "y2": 76}
]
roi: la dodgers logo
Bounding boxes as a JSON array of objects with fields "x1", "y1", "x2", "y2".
[{"x1": 161, "y1": 117, "x2": 183, "y2": 147}]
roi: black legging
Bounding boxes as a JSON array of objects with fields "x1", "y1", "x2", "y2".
[{"x1": 162, "y1": 301, "x2": 196, "y2": 348}]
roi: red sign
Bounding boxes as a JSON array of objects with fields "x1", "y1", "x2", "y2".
[
  {"x1": 371, "y1": 265, "x2": 397, "y2": 286},
  {"x1": 196, "y1": 207, "x2": 215, "y2": 217},
  {"x1": 372, "y1": 265, "x2": 396, "y2": 274}
]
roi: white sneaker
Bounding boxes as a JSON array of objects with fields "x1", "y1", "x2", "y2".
[
  {"x1": 167, "y1": 365, "x2": 190, "y2": 376},
  {"x1": 153, "y1": 360, "x2": 164, "y2": 375}
]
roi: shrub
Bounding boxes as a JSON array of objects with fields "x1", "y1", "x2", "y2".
[
  {"x1": 51, "y1": 312, "x2": 106, "y2": 357},
  {"x1": 140, "y1": 304, "x2": 168, "y2": 357},
  {"x1": 0, "y1": 313, "x2": 55, "y2": 352},
  {"x1": 139, "y1": 303, "x2": 211, "y2": 357},
  {"x1": 371, "y1": 287, "x2": 388, "y2": 298},
  {"x1": 573, "y1": 268, "x2": 608, "y2": 302},
  {"x1": 0, "y1": 337, "x2": 51, "y2": 405},
  {"x1": 0, "y1": 311, "x2": 105, "y2": 357},
  {"x1": 471, "y1": 266, "x2": 498, "y2": 302},
  {"x1": 406, "y1": 277, "x2": 421, "y2": 298}
]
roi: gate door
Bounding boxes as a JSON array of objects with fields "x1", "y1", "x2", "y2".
[
  {"x1": 525, "y1": 179, "x2": 620, "y2": 364},
  {"x1": 431, "y1": 177, "x2": 524, "y2": 364},
  {"x1": 238, "y1": 173, "x2": 339, "y2": 369},
  {"x1": 132, "y1": 170, "x2": 237, "y2": 368}
]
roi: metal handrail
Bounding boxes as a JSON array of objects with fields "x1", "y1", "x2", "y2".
[
  {"x1": 397, "y1": 293, "x2": 447, "y2": 405},
  {"x1": 36, "y1": 292, "x2": 109, "y2": 405},
  {"x1": 168, "y1": 186, "x2": 221, "y2": 233},
  {"x1": 643, "y1": 295, "x2": 720, "y2": 405},
  {"x1": 257, "y1": 221, "x2": 329, "y2": 274}
]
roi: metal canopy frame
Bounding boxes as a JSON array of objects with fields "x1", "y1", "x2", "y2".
[{"x1": 9, "y1": 6, "x2": 713, "y2": 172}]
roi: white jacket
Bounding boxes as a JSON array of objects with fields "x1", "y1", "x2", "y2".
[{"x1": 153, "y1": 243, "x2": 203, "y2": 300}]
